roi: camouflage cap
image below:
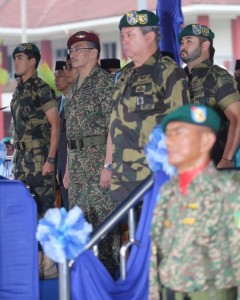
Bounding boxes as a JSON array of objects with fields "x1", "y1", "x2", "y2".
[
  {"x1": 119, "y1": 10, "x2": 159, "y2": 30},
  {"x1": 178, "y1": 24, "x2": 215, "y2": 43},
  {"x1": 161, "y1": 104, "x2": 221, "y2": 133},
  {"x1": 67, "y1": 31, "x2": 100, "y2": 48},
  {"x1": 12, "y1": 43, "x2": 41, "y2": 59}
]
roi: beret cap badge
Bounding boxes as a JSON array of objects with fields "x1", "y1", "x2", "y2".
[
  {"x1": 138, "y1": 14, "x2": 148, "y2": 25},
  {"x1": 191, "y1": 106, "x2": 207, "y2": 123},
  {"x1": 76, "y1": 35, "x2": 86, "y2": 38},
  {"x1": 126, "y1": 11, "x2": 138, "y2": 25},
  {"x1": 192, "y1": 24, "x2": 202, "y2": 36}
]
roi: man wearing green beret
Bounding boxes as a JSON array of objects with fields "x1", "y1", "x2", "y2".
[
  {"x1": 179, "y1": 24, "x2": 240, "y2": 169},
  {"x1": 11, "y1": 42, "x2": 59, "y2": 278},
  {"x1": 108, "y1": 10, "x2": 189, "y2": 211},
  {"x1": 149, "y1": 104, "x2": 240, "y2": 300}
]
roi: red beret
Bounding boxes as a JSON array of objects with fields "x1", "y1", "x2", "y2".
[{"x1": 67, "y1": 31, "x2": 100, "y2": 49}]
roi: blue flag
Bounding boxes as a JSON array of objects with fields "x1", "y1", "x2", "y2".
[{"x1": 157, "y1": 0, "x2": 184, "y2": 65}]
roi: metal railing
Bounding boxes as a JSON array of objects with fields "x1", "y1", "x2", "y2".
[
  {"x1": 84, "y1": 173, "x2": 155, "y2": 250},
  {"x1": 60, "y1": 173, "x2": 155, "y2": 300}
]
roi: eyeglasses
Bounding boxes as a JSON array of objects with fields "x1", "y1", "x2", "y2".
[{"x1": 67, "y1": 47, "x2": 94, "y2": 55}]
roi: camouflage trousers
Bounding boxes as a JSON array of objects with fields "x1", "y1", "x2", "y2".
[
  {"x1": 68, "y1": 145, "x2": 120, "y2": 276},
  {"x1": 13, "y1": 146, "x2": 55, "y2": 216},
  {"x1": 110, "y1": 175, "x2": 144, "y2": 224},
  {"x1": 110, "y1": 175, "x2": 144, "y2": 204}
]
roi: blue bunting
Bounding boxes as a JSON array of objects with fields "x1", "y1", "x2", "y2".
[
  {"x1": 36, "y1": 206, "x2": 93, "y2": 263},
  {"x1": 144, "y1": 124, "x2": 177, "y2": 177},
  {"x1": 0, "y1": 141, "x2": 6, "y2": 165}
]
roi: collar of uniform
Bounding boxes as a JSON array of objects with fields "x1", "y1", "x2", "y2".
[
  {"x1": 145, "y1": 49, "x2": 162, "y2": 66},
  {"x1": 22, "y1": 71, "x2": 38, "y2": 85},
  {"x1": 174, "y1": 161, "x2": 217, "y2": 192},
  {"x1": 123, "y1": 49, "x2": 161, "y2": 73},
  {"x1": 185, "y1": 58, "x2": 212, "y2": 75}
]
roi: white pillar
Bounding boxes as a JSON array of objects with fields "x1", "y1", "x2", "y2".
[
  {"x1": 137, "y1": 0, "x2": 147, "y2": 10},
  {"x1": 21, "y1": 0, "x2": 27, "y2": 42}
]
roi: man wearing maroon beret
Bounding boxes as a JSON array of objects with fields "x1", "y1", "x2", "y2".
[{"x1": 63, "y1": 31, "x2": 119, "y2": 276}]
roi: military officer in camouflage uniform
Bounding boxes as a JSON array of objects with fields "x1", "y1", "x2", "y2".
[
  {"x1": 179, "y1": 24, "x2": 240, "y2": 168},
  {"x1": 109, "y1": 10, "x2": 189, "y2": 204},
  {"x1": 149, "y1": 104, "x2": 240, "y2": 300},
  {"x1": 11, "y1": 43, "x2": 59, "y2": 215},
  {"x1": 63, "y1": 31, "x2": 119, "y2": 276},
  {"x1": 11, "y1": 43, "x2": 59, "y2": 279}
]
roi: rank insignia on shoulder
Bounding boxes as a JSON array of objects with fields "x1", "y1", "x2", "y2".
[
  {"x1": 188, "y1": 203, "x2": 199, "y2": 209},
  {"x1": 163, "y1": 219, "x2": 172, "y2": 228},
  {"x1": 234, "y1": 211, "x2": 240, "y2": 228},
  {"x1": 183, "y1": 218, "x2": 196, "y2": 225}
]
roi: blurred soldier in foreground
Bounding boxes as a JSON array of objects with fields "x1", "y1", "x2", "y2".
[{"x1": 149, "y1": 104, "x2": 240, "y2": 300}]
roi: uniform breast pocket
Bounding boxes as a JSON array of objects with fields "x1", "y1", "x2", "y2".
[{"x1": 128, "y1": 92, "x2": 160, "y2": 113}]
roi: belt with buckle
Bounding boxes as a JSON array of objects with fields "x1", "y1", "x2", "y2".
[
  {"x1": 67, "y1": 134, "x2": 107, "y2": 150},
  {"x1": 14, "y1": 139, "x2": 49, "y2": 151}
]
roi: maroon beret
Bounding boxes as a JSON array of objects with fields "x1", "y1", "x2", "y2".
[{"x1": 67, "y1": 31, "x2": 100, "y2": 49}]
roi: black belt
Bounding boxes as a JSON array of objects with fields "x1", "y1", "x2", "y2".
[{"x1": 67, "y1": 135, "x2": 107, "y2": 150}]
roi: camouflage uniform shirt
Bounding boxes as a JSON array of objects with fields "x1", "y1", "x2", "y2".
[
  {"x1": 149, "y1": 163, "x2": 240, "y2": 299},
  {"x1": 186, "y1": 59, "x2": 239, "y2": 109},
  {"x1": 10, "y1": 72, "x2": 57, "y2": 214},
  {"x1": 109, "y1": 50, "x2": 189, "y2": 199},
  {"x1": 11, "y1": 72, "x2": 57, "y2": 142},
  {"x1": 185, "y1": 59, "x2": 240, "y2": 164}
]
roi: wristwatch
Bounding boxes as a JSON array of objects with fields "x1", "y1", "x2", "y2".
[
  {"x1": 47, "y1": 157, "x2": 55, "y2": 164},
  {"x1": 104, "y1": 163, "x2": 113, "y2": 171}
]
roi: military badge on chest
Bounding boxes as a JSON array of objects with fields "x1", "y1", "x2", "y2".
[{"x1": 136, "y1": 96, "x2": 144, "y2": 106}]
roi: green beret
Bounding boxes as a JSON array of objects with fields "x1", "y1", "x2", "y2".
[
  {"x1": 12, "y1": 43, "x2": 41, "y2": 59},
  {"x1": 178, "y1": 24, "x2": 215, "y2": 43},
  {"x1": 161, "y1": 104, "x2": 221, "y2": 133},
  {"x1": 119, "y1": 10, "x2": 159, "y2": 30}
]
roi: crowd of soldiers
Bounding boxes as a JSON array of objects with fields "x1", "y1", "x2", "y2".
[{"x1": 3, "y1": 7, "x2": 240, "y2": 300}]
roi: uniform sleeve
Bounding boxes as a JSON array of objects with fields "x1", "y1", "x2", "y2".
[
  {"x1": 164, "y1": 66, "x2": 190, "y2": 111},
  {"x1": 226, "y1": 192, "x2": 240, "y2": 299},
  {"x1": 98, "y1": 74, "x2": 115, "y2": 127},
  {"x1": 149, "y1": 195, "x2": 166, "y2": 300},
  {"x1": 149, "y1": 241, "x2": 161, "y2": 300},
  {"x1": 215, "y1": 71, "x2": 240, "y2": 111},
  {"x1": 38, "y1": 84, "x2": 58, "y2": 113}
]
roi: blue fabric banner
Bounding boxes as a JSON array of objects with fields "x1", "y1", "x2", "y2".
[
  {"x1": 157, "y1": 0, "x2": 184, "y2": 64},
  {"x1": 70, "y1": 170, "x2": 170, "y2": 300}
]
